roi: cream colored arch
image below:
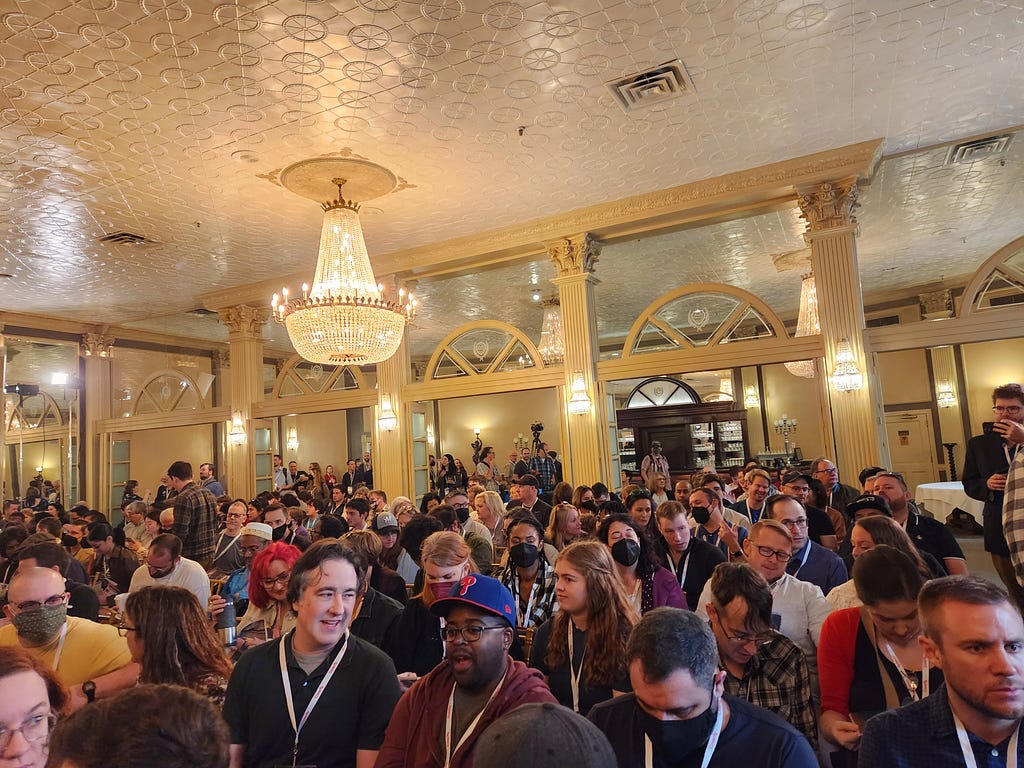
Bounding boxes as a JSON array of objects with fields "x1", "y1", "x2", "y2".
[
  {"x1": 132, "y1": 369, "x2": 207, "y2": 415},
  {"x1": 620, "y1": 282, "x2": 789, "y2": 358},
  {"x1": 960, "y1": 235, "x2": 1024, "y2": 316},
  {"x1": 5, "y1": 390, "x2": 64, "y2": 433},
  {"x1": 424, "y1": 320, "x2": 547, "y2": 380},
  {"x1": 271, "y1": 355, "x2": 369, "y2": 399}
]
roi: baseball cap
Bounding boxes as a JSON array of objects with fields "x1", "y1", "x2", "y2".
[
  {"x1": 781, "y1": 470, "x2": 811, "y2": 486},
  {"x1": 373, "y1": 512, "x2": 399, "y2": 532},
  {"x1": 239, "y1": 522, "x2": 273, "y2": 541},
  {"x1": 474, "y1": 702, "x2": 617, "y2": 768},
  {"x1": 846, "y1": 493, "x2": 892, "y2": 518},
  {"x1": 651, "y1": 440, "x2": 662, "y2": 448},
  {"x1": 430, "y1": 574, "x2": 515, "y2": 627},
  {"x1": 516, "y1": 474, "x2": 538, "y2": 488}
]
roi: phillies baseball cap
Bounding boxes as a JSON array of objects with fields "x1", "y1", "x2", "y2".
[{"x1": 430, "y1": 574, "x2": 515, "y2": 628}]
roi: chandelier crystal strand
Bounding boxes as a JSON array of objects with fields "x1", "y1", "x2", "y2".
[
  {"x1": 272, "y1": 179, "x2": 414, "y2": 365},
  {"x1": 784, "y1": 273, "x2": 819, "y2": 378},
  {"x1": 538, "y1": 297, "x2": 565, "y2": 364}
]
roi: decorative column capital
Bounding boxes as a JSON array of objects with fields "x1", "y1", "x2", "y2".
[
  {"x1": 215, "y1": 348, "x2": 231, "y2": 369},
  {"x1": 219, "y1": 305, "x2": 270, "y2": 340},
  {"x1": 797, "y1": 179, "x2": 858, "y2": 232},
  {"x1": 545, "y1": 233, "x2": 601, "y2": 277},
  {"x1": 81, "y1": 332, "x2": 113, "y2": 358}
]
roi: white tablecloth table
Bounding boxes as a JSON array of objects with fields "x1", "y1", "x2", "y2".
[{"x1": 914, "y1": 481, "x2": 985, "y2": 524}]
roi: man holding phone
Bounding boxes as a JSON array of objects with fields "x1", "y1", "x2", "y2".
[{"x1": 963, "y1": 383, "x2": 1024, "y2": 610}]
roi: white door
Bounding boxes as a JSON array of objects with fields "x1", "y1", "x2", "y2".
[{"x1": 884, "y1": 410, "x2": 941, "y2": 491}]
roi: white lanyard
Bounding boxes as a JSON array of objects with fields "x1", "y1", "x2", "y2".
[
  {"x1": 953, "y1": 709, "x2": 1019, "y2": 768},
  {"x1": 213, "y1": 532, "x2": 240, "y2": 561},
  {"x1": 673, "y1": 548, "x2": 691, "y2": 589},
  {"x1": 568, "y1": 622, "x2": 586, "y2": 713},
  {"x1": 644, "y1": 700, "x2": 724, "y2": 768},
  {"x1": 51, "y1": 623, "x2": 68, "y2": 671},
  {"x1": 882, "y1": 641, "x2": 930, "y2": 702},
  {"x1": 443, "y1": 670, "x2": 506, "y2": 768},
  {"x1": 513, "y1": 574, "x2": 537, "y2": 627},
  {"x1": 789, "y1": 543, "x2": 811, "y2": 577},
  {"x1": 278, "y1": 631, "x2": 349, "y2": 767}
]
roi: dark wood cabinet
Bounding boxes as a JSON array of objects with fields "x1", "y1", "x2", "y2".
[{"x1": 616, "y1": 402, "x2": 751, "y2": 478}]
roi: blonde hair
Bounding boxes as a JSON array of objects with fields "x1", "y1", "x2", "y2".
[
  {"x1": 545, "y1": 503, "x2": 579, "y2": 551},
  {"x1": 418, "y1": 531, "x2": 475, "y2": 604},
  {"x1": 475, "y1": 490, "x2": 505, "y2": 521}
]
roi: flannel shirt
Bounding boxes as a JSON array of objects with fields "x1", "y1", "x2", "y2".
[
  {"x1": 529, "y1": 456, "x2": 557, "y2": 492},
  {"x1": 723, "y1": 631, "x2": 818, "y2": 751},
  {"x1": 499, "y1": 556, "x2": 559, "y2": 628},
  {"x1": 171, "y1": 481, "x2": 220, "y2": 566},
  {"x1": 1004, "y1": 448, "x2": 1024, "y2": 583}
]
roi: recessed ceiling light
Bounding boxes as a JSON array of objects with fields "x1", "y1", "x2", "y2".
[{"x1": 531, "y1": 290, "x2": 541, "y2": 301}]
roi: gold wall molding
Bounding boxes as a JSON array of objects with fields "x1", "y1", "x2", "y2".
[
  {"x1": 545, "y1": 233, "x2": 601, "y2": 277},
  {"x1": 219, "y1": 304, "x2": 270, "y2": 340}
]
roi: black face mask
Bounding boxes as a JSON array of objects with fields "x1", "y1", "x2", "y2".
[
  {"x1": 636, "y1": 698, "x2": 719, "y2": 762},
  {"x1": 509, "y1": 542, "x2": 539, "y2": 568},
  {"x1": 61, "y1": 534, "x2": 79, "y2": 549},
  {"x1": 691, "y1": 506, "x2": 711, "y2": 525},
  {"x1": 271, "y1": 525, "x2": 287, "y2": 541},
  {"x1": 455, "y1": 506, "x2": 470, "y2": 524},
  {"x1": 611, "y1": 538, "x2": 640, "y2": 567}
]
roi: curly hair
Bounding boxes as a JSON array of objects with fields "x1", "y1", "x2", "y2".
[
  {"x1": 596, "y1": 513, "x2": 659, "y2": 580},
  {"x1": 248, "y1": 542, "x2": 302, "y2": 610},
  {"x1": 546, "y1": 540, "x2": 638, "y2": 687},
  {"x1": 124, "y1": 587, "x2": 232, "y2": 688}
]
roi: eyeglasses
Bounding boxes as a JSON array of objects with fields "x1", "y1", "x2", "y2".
[
  {"x1": 778, "y1": 518, "x2": 808, "y2": 530},
  {"x1": 11, "y1": 593, "x2": 66, "y2": 612},
  {"x1": 450, "y1": 503, "x2": 470, "y2": 511},
  {"x1": 783, "y1": 484, "x2": 810, "y2": 493},
  {"x1": 0, "y1": 712, "x2": 56, "y2": 751},
  {"x1": 753, "y1": 545, "x2": 792, "y2": 562},
  {"x1": 260, "y1": 572, "x2": 291, "y2": 588},
  {"x1": 226, "y1": 512, "x2": 246, "y2": 520},
  {"x1": 993, "y1": 406, "x2": 1023, "y2": 414},
  {"x1": 240, "y1": 544, "x2": 264, "y2": 555},
  {"x1": 442, "y1": 624, "x2": 506, "y2": 643},
  {"x1": 117, "y1": 622, "x2": 141, "y2": 637},
  {"x1": 814, "y1": 466, "x2": 838, "y2": 475},
  {"x1": 146, "y1": 562, "x2": 174, "y2": 578},
  {"x1": 719, "y1": 625, "x2": 773, "y2": 647}
]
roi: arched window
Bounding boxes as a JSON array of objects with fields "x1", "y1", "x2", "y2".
[
  {"x1": 272, "y1": 356, "x2": 367, "y2": 398},
  {"x1": 960, "y1": 236, "x2": 1024, "y2": 314},
  {"x1": 425, "y1": 321, "x2": 547, "y2": 380},
  {"x1": 623, "y1": 377, "x2": 700, "y2": 409},
  {"x1": 5, "y1": 391, "x2": 64, "y2": 432},
  {"x1": 133, "y1": 370, "x2": 206, "y2": 415}
]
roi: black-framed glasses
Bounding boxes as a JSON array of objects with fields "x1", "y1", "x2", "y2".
[
  {"x1": 239, "y1": 544, "x2": 264, "y2": 555},
  {"x1": 719, "y1": 625, "x2": 773, "y2": 647},
  {"x1": 778, "y1": 518, "x2": 808, "y2": 530},
  {"x1": 11, "y1": 593, "x2": 66, "y2": 612},
  {"x1": 814, "y1": 466, "x2": 838, "y2": 475},
  {"x1": 0, "y1": 712, "x2": 56, "y2": 750},
  {"x1": 117, "y1": 622, "x2": 141, "y2": 638},
  {"x1": 442, "y1": 624, "x2": 506, "y2": 643},
  {"x1": 753, "y1": 545, "x2": 792, "y2": 562},
  {"x1": 260, "y1": 572, "x2": 291, "y2": 588},
  {"x1": 993, "y1": 405, "x2": 1023, "y2": 414}
]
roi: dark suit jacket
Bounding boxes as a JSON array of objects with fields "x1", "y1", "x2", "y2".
[{"x1": 963, "y1": 430, "x2": 1012, "y2": 554}]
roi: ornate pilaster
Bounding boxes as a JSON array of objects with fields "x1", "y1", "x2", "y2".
[
  {"x1": 80, "y1": 332, "x2": 113, "y2": 508},
  {"x1": 81, "y1": 333, "x2": 113, "y2": 358},
  {"x1": 545, "y1": 233, "x2": 611, "y2": 486},
  {"x1": 0, "y1": 329, "x2": 6, "y2": 500},
  {"x1": 217, "y1": 305, "x2": 269, "y2": 499},
  {"x1": 798, "y1": 180, "x2": 888, "y2": 474},
  {"x1": 374, "y1": 332, "x2": 411, "y2": 497}
]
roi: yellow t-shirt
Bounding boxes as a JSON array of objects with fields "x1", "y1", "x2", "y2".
[{"x1": 0, "y1": 616, "x2": 131, "y2": 687}]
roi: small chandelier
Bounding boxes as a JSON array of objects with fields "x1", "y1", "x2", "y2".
[
  {"x1": 567, "y1": 371, "x2": 593, "y2": 415},
  {"x1": 785, "y1": 273, "x2": 819, "y2": 379},
  {"x1": 830, "y1": 338, "x2": 864, "y2": 392},
  {"x1": 272, "y1": 177, "x2": 415, "y2": 365},
  {"x1": 936, "y1": 382, "x2": 957, "y2": 408},
  {"x1": 538, "y1": 296, "x2": 565, "y2": 364}
]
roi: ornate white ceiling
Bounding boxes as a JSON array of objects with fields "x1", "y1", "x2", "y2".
[{"x1": 1, "y1": 0, "x2": 1022, "y2": 361}]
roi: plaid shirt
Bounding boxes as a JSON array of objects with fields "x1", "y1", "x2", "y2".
[
  {"x1": 1005, "y1": 449, "x2": 1024, "y2": 582},
  {"x1": 529, "y1": 457, "x2": 557, "y2": 492},
  {"x1": 171, "y1": 481, "x2": 220, "y2": 566},
  {"x1": 499, "y1": 557, "x2": 559, "y2": 629},
  {"x1": 723, "y1": 631, "x2": 818, "y2": 751}
]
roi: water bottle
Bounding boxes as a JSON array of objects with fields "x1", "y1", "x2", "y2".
[{"x1": 215, "y1": 596, "x2": 236, "y2": 649}]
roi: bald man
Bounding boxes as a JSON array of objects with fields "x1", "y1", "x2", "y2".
[{"x1": 0, "y1": 567, "x2": 137, "y2": 709}]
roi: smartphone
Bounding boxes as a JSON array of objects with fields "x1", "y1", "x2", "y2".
[{"x1": 983, "y1": 421, "x2": 996, "y2": 435}]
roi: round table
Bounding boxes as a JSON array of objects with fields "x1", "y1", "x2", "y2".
[{"x1": 914, "y1": 481, "x2": 984, "y2": 524}]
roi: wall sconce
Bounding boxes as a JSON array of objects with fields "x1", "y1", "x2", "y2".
[
  {"x1": 228, "y1": 414, "x2": 247, "y2": 446},
  {"x1": 286, "y1": 427, "x2": 299, "y2": 452},
  {"x1": 743, "y1": 386, "x2": 760, "y2": 408},
  {"x1": 426, "y1": 425, "x2": 434, "y2": 445},
  {"x1": 567, "y1": 371, "x2": 593, "y2": 415},
  {"x1": 378, "y1": 397, "x2": 398, "y2": 432},
  {"x1": 936, "y1": 382, "x2": 957, "y2": 409},
  {"x1": 830, "y1": 338, "x2": 864, "y2": 392}
]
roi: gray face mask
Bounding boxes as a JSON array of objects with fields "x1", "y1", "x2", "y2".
[{"x1": 12, "y1": 602, "x2": 67, "y2": 645}]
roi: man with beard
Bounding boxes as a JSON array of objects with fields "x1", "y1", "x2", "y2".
[
  {"x1": 860, "y1": 576, "x2": 1024, "y2": 766},
  {"x1": 588, "y1": 607, "x2": 816, "y2": 767},
  {"x1": 375, "y1": 574, "x2": 556, "y2": 768}
]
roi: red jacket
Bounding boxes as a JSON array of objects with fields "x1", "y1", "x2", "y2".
[{"x1": 374, "y1": 656, "x2": 556, "y2": 768}]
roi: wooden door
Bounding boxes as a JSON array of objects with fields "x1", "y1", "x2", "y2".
[{"x1": 884, "y1": 410, "x2": 941, "y2": 490}]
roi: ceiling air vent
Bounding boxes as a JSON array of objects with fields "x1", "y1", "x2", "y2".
[
  {"x1": 606, "y1": 59, "x2": 695, "y2": 114},
  {"x1": 945, "y1": 134, "x2": 1012, "y2": 165},
  {"x1": 97, "y1": 231, "x2": 155, "y2": 246}
]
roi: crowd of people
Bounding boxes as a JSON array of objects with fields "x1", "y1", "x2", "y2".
[{"x1": 2, "y1": 385, "x2": 1024, "y2": 768}]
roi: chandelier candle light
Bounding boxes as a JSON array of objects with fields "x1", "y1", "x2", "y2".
[
  {"x1": 784, "y1": 273, "x2": 819, "y2": 379},
  {"x1": 830, "y1": 338, "x2": 864, "y2": 392},
  {"x1": 272, "y1": 161, "x2": 415, "y2": 365}
]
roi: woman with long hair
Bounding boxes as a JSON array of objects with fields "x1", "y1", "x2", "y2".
[
  {"x1": 827, "y1": 516, "x2": 944, "y2": 610},
  {"x1": 120, "y1": 479, "x2": 142, "y2": 510},
  {"x1": 307, "y1": 462, "x2": 329, "y2": 502},
  {"x1": 433, "y1": 454, "x2": 462, "y2": 493},
  {"x1": 121, "y1": 586, "x2": 234, "y2": 707},
  {"x1": 545, "y1": 503, "x2": 582, "y2": 552},
  {"x1": 551, "y1": 481, "x2": 574, "y2": 506},
  {"x1": 570, "y1": 485, "x2": 594, "y2": 509},
  {"x1": 0, "y1": 645, "x2": 70, "y2": 768},
  {"x1": 472, "y1": 489, "x2": 506, "y2": 548},
  {"x1": 235, "y1": 541, "x2": 302, "y2": 648},
  {"x1": 390, "y1": 531, "x2": 475, "y2": 676},
  {"x1": 529, "y1": 541, "x2": 638, "y2": 715},
  {"x1": 596, "y1": 513, "x2": 686, "y2": 614},
  {"x1": 648, "y1": 471, "x2": 670, "y2": 507}
]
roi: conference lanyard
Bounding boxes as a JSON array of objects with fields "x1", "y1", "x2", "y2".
[
  {"x1": 513, "y1": 576, "x2": 536, "y2": 628},
  {"x1": 443, "y1": 670, "x2": 507, "y2": 768},
  {"x1": 51, "y1": 623, "x2": 68, "y2": 671},
  {"x1": 568, "y1": 622, "x2": 586, "y2": 713},
  {"x1": 953, "y1": 709, "x2": 1019, "y2": 768},
  {"x1": 882, "y1": 641, "x2": 929, "y2": 702},
  {"x1": 213, "y1": 532, "x2": 240, "y2": 562},
  {"x1": 644, "y1": 702, "x2": 724, "y2": 768},
  {"x1": 789, "y1": 543, "x2": 811, "y2": 577},
  {"x1": 673, "y1": 548, "x2": 691, "y2": 590},
  {"x1": 278, "y1": 631, "x2": 349, "y2": 768}
]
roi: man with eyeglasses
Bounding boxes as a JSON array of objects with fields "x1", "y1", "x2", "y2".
[
  {"x1": 763, "y1": 494, "x2": 847, "y2": 597},
  {"x1": 376, "y1": 574, "x2": 556, "y2": 768},
  {"x1": 780, "y1": 470, "x2": 841, "y2": 550},
  {"x1": 966, "y1": 383, "x2": 1024, "y2": 611},
  {"x1": 211, "y1": 522, "x2": 272, "y2": 618},
  {"x1": 810, "y1": 456, "x2": 860, "y2": 516},
  {"x1": 705, "y1": 563, "x2": 818, "y2": 750},
  {"x1": 127, "y1": 533, "x2": 209, "y2": 608},
  {"x1": 0, "y1": 566, "x2": 136, "y2": 707},
  {"x1": 206, "y1": 500, "x2": 247, "y2": 578}
]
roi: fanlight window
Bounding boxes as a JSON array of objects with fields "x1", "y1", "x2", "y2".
[
  {"x1": 274, "y1": 357, "x2": 363, "y2": 398},
  {"x1": 429, "y1": 327, "x2": 539, "y2": 379},
  {"x1": 6, "y1": 392, "x2": 64, "y2": 432},
  {"x1": 134, "y1": 373, "x2": 202, "y2": 414},
  {"x1": 971, "y1": 248, "x2": 1024, "y2": 311},
  {"x1": 631, "y1": 291, "x2": 776, "y2": 355},
  {"x1": 624, "y1": 377, "x2": 700, "y2": 409}
]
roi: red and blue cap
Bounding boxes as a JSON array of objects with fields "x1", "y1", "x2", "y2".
[{"x1": 430, "y1": 574, "x2": 515, "y2": 628}]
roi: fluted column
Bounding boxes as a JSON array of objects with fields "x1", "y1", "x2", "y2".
[
  {"x1": 219, "y1": 305, "x2": 269, "y2": 499},
  {"x1": 81, "y1": 333, "x2": 113, "y2": 508},
  {"x1": 547, "y1": 233, "x2": 612, "y2": 487},
  {"x1": 374, "y1": 332, "x2": 410, "y2": 497},
  {"x1": 798, "y1": 179, "x2": 888, "y2": 473},
  {"x1": 0, "y1": 329, "x2": 6, "y2": 500}
]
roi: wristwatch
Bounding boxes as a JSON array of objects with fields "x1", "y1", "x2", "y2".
[{"x1": 82, "y1": 680, "x2": 96, "y2": 703}]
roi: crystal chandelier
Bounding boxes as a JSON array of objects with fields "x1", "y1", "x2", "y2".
[
  {"x1": 830, "y1": 338, "x2": 864, "y2": 392},
  {"x1": 272, "y1": 178, "x2": 415, "y2": 365},
  {"x1": 538, "y1": 297, "x2": 565, "y2": 364},
  {"x1": 784, "y1": 273, "x2": 819, "y2": 378}
]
